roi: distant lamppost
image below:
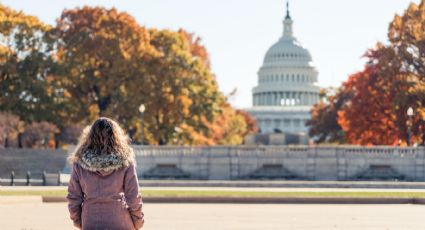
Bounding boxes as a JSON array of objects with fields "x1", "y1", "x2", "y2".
[
  {"x1": 407, "y1": 107, "x2": 414, "y2": 146},
  {"x1": 139, "y1": 104, "x2": 146, "y2": 145}
]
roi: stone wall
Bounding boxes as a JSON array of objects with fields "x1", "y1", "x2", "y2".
[
  {"x1": 2, "y1": 146, "x2": 422, "y2": 181},
  {"x1": 0, "y1": 148, "x2": 67, "y2": 178},
  {"x1": 132, "y1": 146, "x2": 425, "y2": 181}
]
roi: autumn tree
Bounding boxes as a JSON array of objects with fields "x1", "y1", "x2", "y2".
[
  {"x1": 309, "y1": 1, "x2": 425, "y2": 145},
  {"x1": 52, "y1": 6, "x2": 254, "y2": 145},
  {"x1": 389, "y1": 1, "x2": 425, "y2": 80},
  {"x1": 337, "y1": 47, "x2": 401, "y2": 145},
  {"x1": 182, "y1": 33, "x2": 259, "y2": 145},
  {"x1": 0, "y1": 5, "x2": 255, "y2": 146},
  {"x1": 307, "y1": 88, "x2": 348, "y2": 144},
  {"x1": 387, "y1": 0, "x2": 425, "y2": 143},
  {"x1": 53, "y1": 6, "x2": 154, "y2": 123},
  {"x1": 337, "y1": 1, "x2": 425, "y2": 145},
  {"x1": 21, "y1": 121, "x2": 59, "y2": 148},
  {"x1": 236, "y1": 109, "x2": 258, "y2": 136},
  {"x1": 0, "y1": 4, "x2": 59, "y2": 124},
  {"x1": 0, "y1": 112, "x2": 24, "y2": 147},
  {"x1": 140, "y1": 29, "x2": 224, "y2": 145},
  {"x1": 312, "y1": 45, "x2": 416, "y2": 146}
]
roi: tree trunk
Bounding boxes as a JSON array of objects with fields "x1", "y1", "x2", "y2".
[
  {"x1": 55, "y1": 133, "x2": 60, "y2": 149},
  {"x1": 17, "y1": 133, "x2": 23, "y2": 148}
]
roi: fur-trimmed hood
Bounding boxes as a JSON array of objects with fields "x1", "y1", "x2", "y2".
[{"x1": 69, "y1": 148, "x2": 135, "y2": 174}]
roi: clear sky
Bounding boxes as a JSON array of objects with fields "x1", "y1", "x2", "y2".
[{"x1": 1, "y1": 0, "x2": 420, "y2": 108}]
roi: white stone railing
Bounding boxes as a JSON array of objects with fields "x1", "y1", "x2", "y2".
[{"x1": 130, "y1": 146, "x2": 425, "y2": 181}]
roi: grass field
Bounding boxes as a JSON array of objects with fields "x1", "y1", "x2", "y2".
[{"x1": 2, "y1": 189, "x2": 425, "y2": 198}]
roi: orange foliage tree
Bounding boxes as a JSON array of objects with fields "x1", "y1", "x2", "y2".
[
  {"x1": 387, "y1": 1, "x2": 425, "y2": 144},
  {"x1": 0, "y1": 5, "x2": 257, "y2": 146},
  {"x1": 143, "y1": 29, "x2": 256, "y2": 145},
  {"x1": 337, "y1": 53, "x2": 399, "y2": 145},
  {"x1": 53, "y1": 6, "x2": 154, "y2": 123},
  {"x1": 307, "y1": 88, "x2": 348, "y2": 143},
  {"x1": 21, "y1": 121, "x2": 59, "y2": 148},
  {"x1": 51, "y1": 6, "x2": 256, "y2": 145},
  {"x1": 309, "y1": 0, "x2": 425, "y2": 145}
]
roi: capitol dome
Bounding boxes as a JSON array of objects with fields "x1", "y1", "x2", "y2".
[
  {"x1": 263, "y1": 39, "x2": 312, "y2": 65},
  {"x1": 245, "y1": 2, "x2": 320, "y2": 135}
]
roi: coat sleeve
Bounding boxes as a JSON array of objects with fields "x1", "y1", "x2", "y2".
[
  {"x1": 124, "y1": 164, "x2": 145, "y2": 229},
  {"x1": 67, "y1": 163, "x2": 84, "y2": 229}
]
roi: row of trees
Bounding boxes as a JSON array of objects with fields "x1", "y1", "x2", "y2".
[
  {"x1": 308, "y1": 1, "x2": 425, "y2": 145},
  {"x1": 0, "y1": 5, "x2": 257, "y2": 148},
  {"x1": 0, "y1": 113, "x2": 65, "y2": 148}
]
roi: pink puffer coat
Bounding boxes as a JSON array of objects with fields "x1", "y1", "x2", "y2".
[{"x1": 67, "y1": 150, "x2": 144, "y2": 229}]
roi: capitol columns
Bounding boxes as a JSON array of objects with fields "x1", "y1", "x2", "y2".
[
  {"x1": 296, "y1": 92, "x2": 300, "y2": 105},
  {"x1": 267, "y1": 93, "x2": 270, "y2": 105},
  {"x1": 285, "y1": 92, "x2": 288, "y2": 105},
  {"x1": 306, "y1": 92, "x2": 310, "y2": 105},
  {"x1": 260, "y1": 93, "x2": 263, "y2": 105},
  {"x1": 311, "y1": 92, "x2": 314, "y2": 105},
  {"x1": 294, "y1": 92, "x2": 298, "y2": 105},
  {"x1": 298, "y1": 92, "x2": 302, "y2": 105},
  {"x1": 308, "y1": 92, "x2": 312, "y2": 105},
  {"x1": 270, "y1": 92, "x2": 273, "y2": 105},
  {"x1": 275, "y1": 92, "x2": 279, "y2": 105},
  {"x1": 276, "y1": 92, "x2": 280, "y2": 106},
  {"x1": 296, "y1": 92, "x2": 299, "y2": 105},
  {"x1": 299, "y1": 92, "x2": 302, "y2": 105},
  {"x1": 257, "y1": 94, "x2": 260, "y2": 105},
  {"x1": 301, "y1": 92, "x2": 306, "y2": 105},
  {"x1": 280, "y1": 92, "x2": 284, "y2": 105},
  {"x1": 266, "y1": 93, "x2": 270, "y2": 105},
  {"x1": 261, "y1": 93, "x2": 264, "y2": 105}
]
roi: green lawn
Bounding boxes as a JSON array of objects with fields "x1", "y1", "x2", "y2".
[{"x1": 2, "y1": 189, "x2": 425, "y2": 198}]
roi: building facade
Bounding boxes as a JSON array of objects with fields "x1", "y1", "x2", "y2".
[{"x1": 245, "y1": 3, "x2": 320, "y2": 135}]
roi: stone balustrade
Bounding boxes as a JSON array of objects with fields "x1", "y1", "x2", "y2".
[
  {"x1": 3, "y1": 145, "x2": 422, "y2": 183},
  {"x1": 130, "y1": 146, "x2": 425, "y2": 181}
]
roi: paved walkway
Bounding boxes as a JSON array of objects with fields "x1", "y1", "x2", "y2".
[
  {"x1": 2, "y1": 186, "x2": 425, "y2": 193},
  {"x1": 5, "y1": 179, "x2": 425, "y2": 189},
  {"x1": 137, "y1": 180, "x2": 425, "y2": 189},
  {"x1": 0, "y1": 197, "x2": 424, "y2": 229}
]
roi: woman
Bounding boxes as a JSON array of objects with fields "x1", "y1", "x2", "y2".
[{"x1": 67, "y1": 117, "x2": 144, "y2": 229}]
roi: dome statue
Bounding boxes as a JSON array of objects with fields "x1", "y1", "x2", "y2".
[{"x1": 244, "y1": 1, "x2": 320, "y2": 142}]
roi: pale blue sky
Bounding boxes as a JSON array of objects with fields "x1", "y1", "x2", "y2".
[{"x1": 1, "y1": 0, "x2": 420, "y2": 108}]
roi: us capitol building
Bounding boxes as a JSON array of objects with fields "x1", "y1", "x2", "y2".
[{"x1": 244, "y1": 3, "x2": 320, "y2": 144}]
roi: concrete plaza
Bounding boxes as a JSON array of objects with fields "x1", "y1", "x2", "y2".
[{"x1": 0, "y1": 197, "x2": 424, "y2": 229}]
